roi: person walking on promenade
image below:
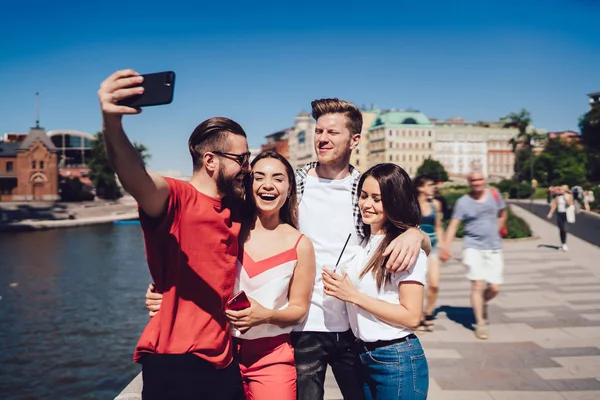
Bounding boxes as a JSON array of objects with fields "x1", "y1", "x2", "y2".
[
  {"x1": 98, "y1": 69, "x2": 249, "y2": 400},
  {"x1": 323, "y1": 163, "x2": 429, "y2": 400},
  {"x1": 583, "y1": 189, "x2": 595, "y2": 212},
  {"x1": 414, "y1": 175, "x2": 445, "y2": 332},
  {"x1": 146, "y1": 98, "x2": 432, "y2": 400},
  {"x1": 547, "y1": 185, "x2": 574, "y2": 251},
  {"x1": 434, "y1": 186, "x2": 451, "y2": 221},
  {"x1": 440, "y1": 171, "x2": 507, "y2": 340}
]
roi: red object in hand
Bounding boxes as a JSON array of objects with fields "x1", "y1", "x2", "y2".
[
  {"x1": 499, "y1": 225, "x2": 508, "y2": 237},
  {"x1": 226, "y1": 291, "x2": 251, "y2": 311}
]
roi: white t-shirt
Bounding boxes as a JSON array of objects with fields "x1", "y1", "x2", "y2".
[
  {"x1": 557, "y1": 195, "x2": 567, "y2": 213},
  {"x1": 346, "y1": 234, "x2": 428, "y2": 342},
  {"x1": 295, "y1": 175, "x2": 361, "y2": 333}
]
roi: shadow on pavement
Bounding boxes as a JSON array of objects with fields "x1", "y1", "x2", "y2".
[
  {"x1": 436, "y1": 305, "x2": 475, "y2": 331},
  {"x1": 537, "y1": 244, "x2": 561, "y2": 250}
]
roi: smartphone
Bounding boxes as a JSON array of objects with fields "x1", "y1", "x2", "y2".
[
  {"x1": 118, "y1": 71, "x2": 176, "y2": 108},
  {"x1": 226, "y1": 291, "x2": 251, "y2": 311}
]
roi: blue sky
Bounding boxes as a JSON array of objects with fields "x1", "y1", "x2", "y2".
[{"x1": 1, "y1": 0, "x2": 599, "y2": 174}]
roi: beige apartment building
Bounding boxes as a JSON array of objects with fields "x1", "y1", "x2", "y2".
[
  {"x1": 433, "y1": 118, "x2": 542, "y2": 180},
  {"x1": 350, "y1": 107, "x2": 378, "y2": 172},
  {"x1": 367, "y1": 110, "x2": 435, "y2": 176},
  {"x1": 287, "y1": 111, "x2": 316, "y2": 169}
]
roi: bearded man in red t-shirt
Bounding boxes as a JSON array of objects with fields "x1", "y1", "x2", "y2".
[{"x1": 98, "y1": 69, "x2": 250, "y2": 400}]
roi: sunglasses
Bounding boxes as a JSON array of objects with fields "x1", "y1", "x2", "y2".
[{"x1": 212, "y1": 151, "x2": 251, "y2": 166}]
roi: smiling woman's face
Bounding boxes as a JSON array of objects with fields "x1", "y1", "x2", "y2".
[{"x1": 251, "y1": 158, "x2": 290, "y2": 214}]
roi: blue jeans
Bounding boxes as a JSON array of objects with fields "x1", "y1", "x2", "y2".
[{"x1": 357, "y1": 335, "x2": 429, "y2": 400}]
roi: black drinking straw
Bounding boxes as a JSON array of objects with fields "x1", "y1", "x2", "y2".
[{"x1": 333, "y1": 233, "x2": 352, "y2": 273}]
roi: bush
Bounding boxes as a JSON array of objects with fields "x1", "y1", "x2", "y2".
[
  {"x1": 509, "y1": 182, "x2": 533, "y2": 199},
  {"x1": 494, "y1": 179, "x2": 533, "y2": 199}
]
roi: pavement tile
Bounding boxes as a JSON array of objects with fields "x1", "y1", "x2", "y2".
[
  {"x1": 429, "y1": 390, "x2": 495, "y2": 400},
  {"x1": 561, "y1": 391, "x2": 600, "y2": 400},
  {"x1": 489, "y1": 391, "x2": 566, "y2": 400},
  {"x1": 581, "y1": 314, "x2": 600, "y2": 321},
  {"x1": 504, "y1": 310, "x2": 555, "y2": 319}
]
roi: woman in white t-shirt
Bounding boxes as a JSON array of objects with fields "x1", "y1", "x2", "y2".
[
  {"x1": 322, "y1": 163, "x2": 429, "y2": 400},
  {"x1": 547, "y1": 184, "x2": 573, "y2": 251}
]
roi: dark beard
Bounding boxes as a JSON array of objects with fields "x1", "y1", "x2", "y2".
[{"x1": 217, "y1": 167, "x2": 245, "y2": 200}]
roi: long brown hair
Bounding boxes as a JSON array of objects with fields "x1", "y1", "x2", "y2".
[
  {"x1": 358, "y1": 163, "x2": 421, "y2": 290},
  {"x1": 245, "y1": 150, "x2": 298, "y2": 229}
]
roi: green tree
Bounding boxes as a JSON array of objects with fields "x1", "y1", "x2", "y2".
[
  {"x1": 579, "y1": 103, "x2": 600, "y2": 183},
  {"x1": 416, "y1": 158, "x2": 449, "y2": 182},
  {"x1": 502, "y1": 109, "x2": 546, "y2": 182},
  {"x1": 87, "y1": 132, "x2": 151, "y2": 199},
  {"x1": 527, "y1": 138, "x2": 587, "y2": 187}
]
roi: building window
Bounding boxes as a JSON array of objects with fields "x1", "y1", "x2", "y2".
[
  {"x1": 40, "y1": 161, "x2": 45, "y2": 169},
  {"x1": 389, "y1": 142, "x2": 393, "y2": 149},
  {"x1": 429, "y1": 131, "x2": 432, "y2": 136},
  {"x1": 429, "y1": 143, "x2": 432, "y2": 149},
  {"x1": 32, "y1": 160, "x2": 36, "y2": 169},
  {"x1": 6, "y1": 162, "x2": 13, "y2": 172},
  {"x1": 389, "y1": 154, "x2": 393, "y2": 161},
  {"x1": 403, "y1": 155, "x2": 406, "y2": 162},
  {"x1": 298, "y1": 130, "x2": 306, "y2": 145},
  {"x1": 356, "y1": 159, "x2": 360, "y2": 166},
  {"x1": 409, "y1": 155, "x2": 412, "y2": 161}
]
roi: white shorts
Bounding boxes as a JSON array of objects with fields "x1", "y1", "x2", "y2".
[{"x1": 462, "y1": 248, "x2": 504, "y2": 285}]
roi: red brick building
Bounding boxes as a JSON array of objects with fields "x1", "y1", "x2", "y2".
[
  {"x1": 0, "y1": 127, "x2": 59, "y2": 201},
  {"x1": 261, "y1": 128, "x2": 291, "y2": 159}
]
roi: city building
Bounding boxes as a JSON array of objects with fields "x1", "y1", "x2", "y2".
[
  {"x1": 287, "y1": 111, "x2": 316, "y2": 169},
  {"x1": 350, "y1": 106, "x2": 379, "y2": 172},
  {"x1": 368, "y1": 109, "x2": 435, "y2": 176},
  {"x1": 433, "y1": 118, "x2": 522, "y2": 180},
  {"x1": 547, "y1": 130, "x2": 581, "y2": 142},
  {"x1": 48, "y1": 130, "x2": 95, "y2": 185},
  {"x1": 0, "y1": 127, "x2": 59, "y2": 201},
  {"x1": 261, "y1": 128, "x2": 291, "y2": 159},
  {"x1": 249, "y1": 147, "x2": 262, "y2": 163}
]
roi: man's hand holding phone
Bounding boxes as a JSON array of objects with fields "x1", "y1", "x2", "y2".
[{"x1": 98, "y1": 69, "x2": 145, "y2": 119}]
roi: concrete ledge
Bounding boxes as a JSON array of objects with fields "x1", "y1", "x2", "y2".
[
  {"x1": 114, "y1": 372, "x2": 142, "y2": 400},
  {"x1": 0, "y1": 212, "x2": 139, "y2": 232}
]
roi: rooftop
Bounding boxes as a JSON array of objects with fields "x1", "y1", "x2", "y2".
[
  {"x1": 0, "y1": 141, "x2": 20, "y2": 157},
  {"x1": 370, "y1": 109, "x2": 433, "y2": 128}
]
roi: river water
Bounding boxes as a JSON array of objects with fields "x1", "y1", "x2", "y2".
[{"x1": 0, "y1": 224, "x2": 151, "y2": 399}]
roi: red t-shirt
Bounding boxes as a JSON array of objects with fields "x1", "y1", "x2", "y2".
[{"x1": 133, "y1": 178, "x2": 242, "y2": 368}]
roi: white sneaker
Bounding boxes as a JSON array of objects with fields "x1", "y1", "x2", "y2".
[{"x1": 562, "y1": 244, "x2": 569, "y2": 251}]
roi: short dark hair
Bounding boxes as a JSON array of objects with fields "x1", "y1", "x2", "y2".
[
  {"x1": 311, "y1": 98, "x2": 363, "y2": 135},
  {"x1": 246, "y1": 150, "x2": 298, "y2": 229},
  {"x1": 358, "y1": 163, "x2": 421, "y2": 291},
  {"x1": 413, "y1": 175, "x2": 434, "y2": 190},
  {"x1": 188, "y1": 117, "x2": 247, "y2": 171}
]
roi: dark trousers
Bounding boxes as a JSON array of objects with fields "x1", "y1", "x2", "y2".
[
  {"x1": 556, "y1": 211, "x2": 567, "y2": 244},
  {"x1": 291, "y1": 330, "x2": 364, "y2": 400},
  {"x1": 141, "y1": 354, "x2": 245, "y2": 400}
]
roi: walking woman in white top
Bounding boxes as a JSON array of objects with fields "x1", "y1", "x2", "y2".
[
  {"x1": 547, "y1": 184, "x2": 573, "y2": 251},
  {"x1": 322, "y1": 163, "x2": 429, "y2": 400}
]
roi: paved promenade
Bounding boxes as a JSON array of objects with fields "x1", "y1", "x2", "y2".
[{"x1": 116, "y1": 205, "x2": 600, "y2": 400}]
